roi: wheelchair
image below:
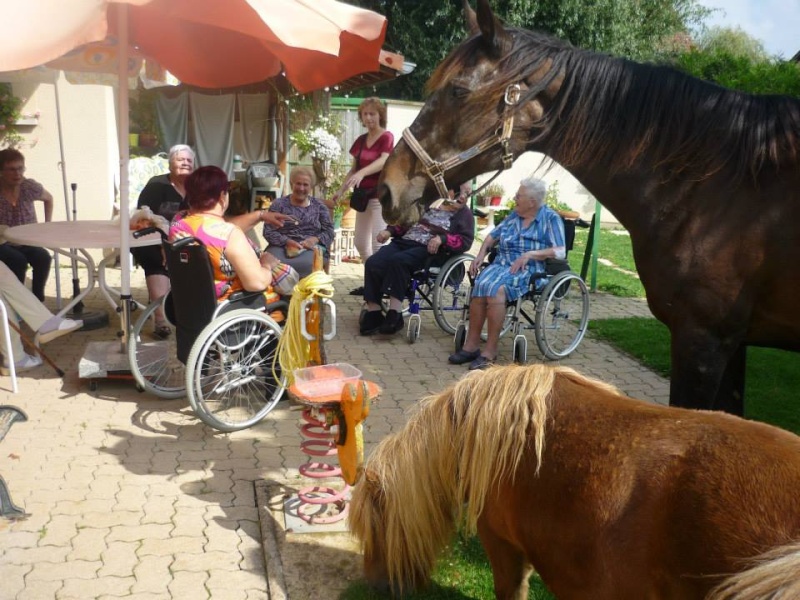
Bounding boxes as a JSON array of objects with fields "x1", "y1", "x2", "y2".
[
  {"x1": 127, "y1": 231, "x2": 289, "y2": 432},
  {"x1": 358, "y1": 252, "x2": 477, "y2": 343},
  {"x1": 453, "y1": 218, "x2": 590, "y2": 362}
]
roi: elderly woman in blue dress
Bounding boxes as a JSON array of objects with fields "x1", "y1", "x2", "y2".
[{"x1": 448, "y1": 176, "x2": 565, "y2": 370}]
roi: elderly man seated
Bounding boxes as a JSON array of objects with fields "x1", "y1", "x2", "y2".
[{"x1": 359, "y1": 182, "x2": 475, "y2": 336}]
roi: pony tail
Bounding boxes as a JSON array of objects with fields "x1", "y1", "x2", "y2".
[{"x1": 706, "y1": 541, "x2": 800, "y2": 600}]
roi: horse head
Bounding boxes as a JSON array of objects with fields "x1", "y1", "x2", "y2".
[{"x1": 379, "y1": 0, "x2": 560, "y2": 225}]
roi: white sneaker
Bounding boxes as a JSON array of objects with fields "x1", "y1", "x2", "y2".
[
  {"x1": 37, "y1": 318, "x2": 83, "y2": 344},
  {"x1": 3, "y1": 352, "x2": 43, "y2": 371}
]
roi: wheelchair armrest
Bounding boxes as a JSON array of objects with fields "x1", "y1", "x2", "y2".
[
  {"x1": 228, "y1": 290, "x2": 265, "y2": 303},
  {"x1": 264, "y1": 300, "x2": 290, "y2": 316},
  {"x1": 545, "y1": 258, "x2": 571, "y2": 276}
]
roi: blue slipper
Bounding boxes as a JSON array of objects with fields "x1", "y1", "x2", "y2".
[{"x1": 448, "y1": 348, "x2": 481, "y2": 365}]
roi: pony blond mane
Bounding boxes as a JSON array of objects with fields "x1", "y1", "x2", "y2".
[{"x1": 349, "y1": 364, "x2": 620, "y2": 592}]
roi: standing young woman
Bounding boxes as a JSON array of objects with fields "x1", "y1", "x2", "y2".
[{"x1": 331, "y1": 97, "x2": 394, "y2": 291}]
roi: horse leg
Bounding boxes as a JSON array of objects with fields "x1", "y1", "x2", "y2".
[
  {"x1": 477, "y1": 523, "x2": 534, "y2": 600},
  {"x1": 669, "y1": 327, "x2": 745, "y2": 414},
  {"x1": 712, "y1": 344, "x2": 746, "y2": 415}
]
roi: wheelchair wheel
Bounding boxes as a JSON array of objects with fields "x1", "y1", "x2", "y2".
[
  {"x1": 407, "y1": 315, "x2": 421, "y2": 344},
  {"x1": 534, "y1": 271, "x2": 590, "y2": 360},
  {"x1": 513, "y1": 335, "x2": 528, "y2": 364},
  {"x1": 454, "y1": 321, "x2": 466, "y2": 353},
  {"x1": 128, "y1": 294, "x2": 186, "y2": 399},
  {"x1": 185, "y1": 309, "x2": 285, "y2": 432},
  {"x1": 432, "y1": 254, "x2": 475, "y2": 334}
]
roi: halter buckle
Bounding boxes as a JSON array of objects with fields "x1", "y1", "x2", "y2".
[{"x1": 504, "y1": 84, "x2": 522, "y2": 106}]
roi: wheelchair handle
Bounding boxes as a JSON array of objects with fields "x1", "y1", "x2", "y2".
[
  {"x1": 300, "y1": 297, "x2": 336, "y2": 342},
  {"x1": 132, "y1": 225, "x2": 168, "y2": 242}
]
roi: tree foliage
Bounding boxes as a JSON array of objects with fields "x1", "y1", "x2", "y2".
[
  {"x1": 351, "y1": 0, "x2": 712, "y2": 100},
  {"x1": 696, "y1": 26, "x2": 770, "y2": 62},
  {"x1": 673, "y1": 49, "x2": 800, "y2": 96}
]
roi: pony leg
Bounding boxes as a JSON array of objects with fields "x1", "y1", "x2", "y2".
[{"x1": 477, "y1": 523, "x2": 534, "y2": 600}]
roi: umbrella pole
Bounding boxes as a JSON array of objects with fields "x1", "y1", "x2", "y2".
[
  {"x1": 54, "y1": 79, "x2": 72, "y2": 311},
  {"x1": 118, "y1": 3, "x2": 133, "y2": 353}
]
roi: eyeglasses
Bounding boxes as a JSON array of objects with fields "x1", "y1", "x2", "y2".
[{"x1": 3, "y1": 166, "x2": 25, "y2": 174}]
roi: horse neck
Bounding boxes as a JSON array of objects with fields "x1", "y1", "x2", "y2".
[{"x1": 555, "y1": 163, "x2": 661, "y2": 233}]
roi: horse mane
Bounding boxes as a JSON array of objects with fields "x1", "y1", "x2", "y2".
[
  {"x1": 348, "y1": 364, "x2": 622, "y2": 592},
  {"x1": 429, "y1": 28, "x2": 800, "y2": 184}
]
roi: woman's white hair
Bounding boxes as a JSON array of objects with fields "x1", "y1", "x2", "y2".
[
  {"x1": 519, "y1": 176, "x2": 548, "y2": 203},
  {"x1": 168, "y1": 144, "x2": 195, "y2": 162}
]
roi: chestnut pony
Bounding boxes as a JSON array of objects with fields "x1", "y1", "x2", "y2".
[
  {"x1": 348, "y1": 365, "x2": 800, "y2": 599},
  {"x1": 378, "y1": 0, "x2": 800, "y2": 416}
]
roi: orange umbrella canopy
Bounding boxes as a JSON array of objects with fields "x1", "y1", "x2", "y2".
[{"x1": 1, "y1": 0, "x2": 388, "y2": 93}]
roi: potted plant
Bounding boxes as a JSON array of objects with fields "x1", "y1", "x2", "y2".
[
  {"x1": 483, "y1": 182, "x2": 506, "y2": 206},
  {"x1": 332, "y1": 199, "x2": 347, "y2": 229},
  {"x1": 130, "y1": 91, "x2": 161, "y2": 148},
  {"x1": 545, "y1": 181, "x2": 580, "y2": 219}
]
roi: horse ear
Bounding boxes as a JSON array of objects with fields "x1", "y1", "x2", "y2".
[
  {"x1": 464, "y1": 0, "x2": 478, "y2": 35},
  {"x1": 475, "y1": 0, "x2": 508, "y2": 57}
]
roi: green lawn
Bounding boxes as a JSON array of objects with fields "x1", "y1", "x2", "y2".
[
  {"x1": 341, "y1": 535, "x2": 554, "y2": 599},
  {"x1": 569, "y1": 228, "x2": 645, "y2": 298},
  {"x1": 590, "y1": 318, "x2": 800, "y2": 435}
]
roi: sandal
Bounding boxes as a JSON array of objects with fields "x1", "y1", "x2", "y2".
[
  {"x1": 153, "y1": 324, "x2": 171, "y2": 340},
  {"x1": 343, "y1": 256, "x2": 363, "y2": 264},
  {"x1": 448, "y1": 348, "x2": 481, "y2": 365}
]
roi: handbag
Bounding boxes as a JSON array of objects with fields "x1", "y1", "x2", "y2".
[
  {"x1": 349, "y1": 136, "x2": 373, "y2": 212},
  {"x1": 350, "y1": 186, "x2": 374, "y2": 212}
]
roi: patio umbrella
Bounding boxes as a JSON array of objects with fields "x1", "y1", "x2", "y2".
[{"x1": 1, "y1": 0, "x2": 387, "y2": 344}]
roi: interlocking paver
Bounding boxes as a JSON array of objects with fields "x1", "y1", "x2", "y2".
[{"x1": 0, "y1": 258, "x2": 670, "y2": 599}]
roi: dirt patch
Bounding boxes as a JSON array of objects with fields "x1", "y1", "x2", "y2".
[{"x1": 256, "y1": 479, "x2": 364, "y2": 599}]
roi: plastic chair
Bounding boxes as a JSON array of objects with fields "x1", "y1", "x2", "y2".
[{"x1": 0, "y1": 301, "x2": 18, "y2": 393}]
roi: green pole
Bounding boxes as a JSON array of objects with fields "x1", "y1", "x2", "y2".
[{"x1": 590, "y1": 200, "x2": 602, "y2": 291}]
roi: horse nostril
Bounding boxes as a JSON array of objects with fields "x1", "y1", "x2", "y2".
[{"x1": 377, "y1": 183, "x2": 391, "y2": 206}]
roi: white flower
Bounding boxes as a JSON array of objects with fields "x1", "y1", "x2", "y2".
[{"x1": 308, "y1": 128, "x2": 341, "y2": 161}]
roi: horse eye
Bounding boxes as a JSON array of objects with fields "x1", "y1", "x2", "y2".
[{"x1": 451, "y1": 86, "x2": 470, "y2": 100}]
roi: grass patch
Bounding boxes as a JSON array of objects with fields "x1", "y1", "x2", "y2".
[
  {"x1": 590, "y1": 318, "x2": 800, "y2": 435},
  {"x1": 341, "y1": 535, "x2": 554, "y2": 599},
  {"x1": 569, "y1": 229, "x2": 645, "y2": 298}
]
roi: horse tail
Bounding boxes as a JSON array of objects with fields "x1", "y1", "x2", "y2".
[{"x1": 706, "y1": 540, "x2": 800, "y2": 600}]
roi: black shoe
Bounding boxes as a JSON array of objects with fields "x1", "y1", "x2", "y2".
[
  {"x1": 379, "y1": 310, "x2": 404, "y2": 335},
  {"x1": 349, "y1": 286, "x2": 365, "y2": 296},
  {"x1": 359, "y1": 310, "x2": 384, "y2": 335},
  {"x1": 448, "y1": 348, "x2": 481, "y2": 365}
]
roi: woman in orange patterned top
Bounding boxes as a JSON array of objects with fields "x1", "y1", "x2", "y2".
[{"x1": 169, "y1": 166, "x2": 292, "y2": 304}]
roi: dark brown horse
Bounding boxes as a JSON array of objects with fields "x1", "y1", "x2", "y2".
[
  {"x1": 378, "y1": 0, "x2": 800, "y2": 415},
  {"x1": 349, "y1": 364, "x2": 800, "y2": 599}
]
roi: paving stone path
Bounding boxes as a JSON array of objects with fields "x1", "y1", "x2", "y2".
[{"x1": 0, "y1": 258, "x2": 666, "y2": 599}]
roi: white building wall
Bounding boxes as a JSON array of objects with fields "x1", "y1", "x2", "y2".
[{"x1": 10, "y1": 75, "x2": 118, "y2": 223}]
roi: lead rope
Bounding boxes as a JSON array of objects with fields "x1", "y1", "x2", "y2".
[{"x1": 273, "y1": 270, "x2": 335, "y2": 386}]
